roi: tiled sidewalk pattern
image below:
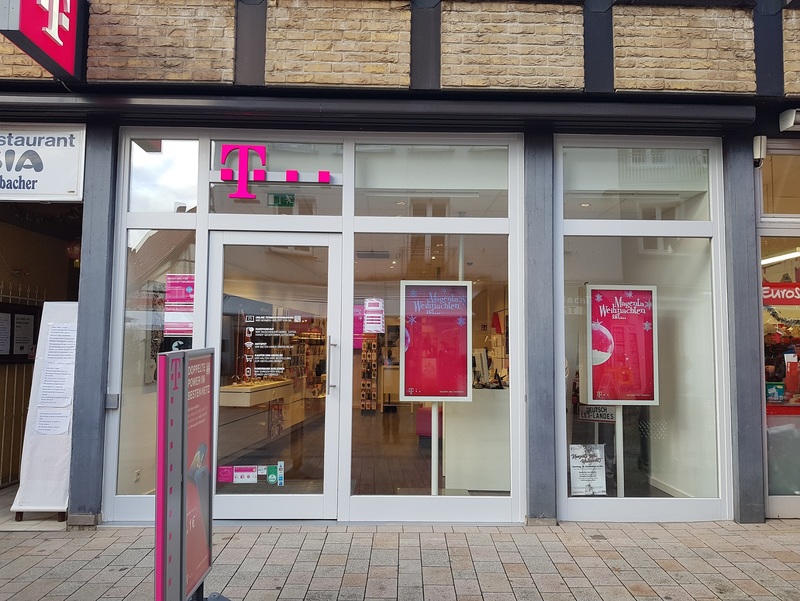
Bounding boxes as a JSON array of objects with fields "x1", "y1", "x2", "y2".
[{"x1": 0, "y1": 520, "x2": 797, "y2": 600}]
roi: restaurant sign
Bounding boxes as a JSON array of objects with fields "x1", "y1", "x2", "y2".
[
  {"x1": 0, "y1": 0, "x2": 88, "y2": 81},
  {"x1": 0, "y1": 124, "x2": 85, "y2": 201}
]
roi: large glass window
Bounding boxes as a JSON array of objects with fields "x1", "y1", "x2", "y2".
[
  {"x1": 563, "y1": 147, "x2": 710, "y2": 220},
  {"x1": 564, "y1": 236, "x2": 718, "y2": 498},
  {"x1": 761, "y1": 154, "x2": 800, "y2": 216},
  {"x1": 117, "y1": 230, "x2": 195, "y2": 495},
  {"x1": 352, "y1": 234, "x2": 510, "y2": 496},
  {"x1": 761, "y1": 237, "x2": 800, "y2": 497},
  {"x1": 561, "y1": 139, "x2": 720, "y2": 503},
  {"x1": 355, "y1": 144, "x2": 508, "y2": 217},
  {"x1": 209, "y1": 141, "x2": 343, "y2": 215}
]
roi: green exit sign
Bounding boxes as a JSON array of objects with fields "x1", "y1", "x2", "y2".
[{"x1": 269, "y1": 193, "x2": 295, "y2": 207}]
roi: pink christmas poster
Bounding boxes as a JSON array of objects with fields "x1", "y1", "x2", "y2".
[
  {"x1": 400, "y1": 281, "x2": 472, "y2": 402},
  {"x1": 587, "y1": 286, "x2": 658, "y2": 405}
]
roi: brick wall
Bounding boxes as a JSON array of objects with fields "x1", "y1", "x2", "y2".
[
  {"x1": 265, "y1": 0, "x2": 410, "y2": 87},
  {"x1": 784, "y1": 11, "x2": 800, "y2": 96},
  {"x1": 441, "y1": 2, "x2": 583, "y2": 90},
  {"x1": 0, "y1": 39, "x2": 51, "y2": 80},
  {"x1": 87, "y1": 0, "x2": 235, "y2": 82},
  {"x1": 614, "y1": 6, "x2": 755, "y2": 94}
]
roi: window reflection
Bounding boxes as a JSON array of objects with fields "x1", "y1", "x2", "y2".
[
  {"x1": 355, "y1": 145, "x2": 509, "y2": 217},
  {"x1": 117, "y1": 230, "x2": 195, "y2": 495},
  {"x1": 129, "y1": 140, "x2": 199, "y2": 213}
]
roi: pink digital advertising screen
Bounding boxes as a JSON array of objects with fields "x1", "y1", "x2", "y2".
[
  {"x1": 400, "y1": 281, "x2": 472, "y2": 402},
  {"x1": 587, "y1": 286, "x2": 658, "y2": 406}
]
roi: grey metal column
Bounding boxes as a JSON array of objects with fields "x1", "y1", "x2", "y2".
[
  {"x1": 68, "y1": 121, "x2": 118, "y2": 527},
  {"x1": 524, "y1": 129, "x2": 557, "y2": 522},
  {"x1": 722, "y1": 133, "x2": 766, "y2": 523}
]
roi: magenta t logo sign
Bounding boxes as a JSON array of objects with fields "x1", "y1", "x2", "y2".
[
  {"x1": 170, "y1": 357, "x2": 182, "y2": 391},
  {"x1": 220, "y1": 144, "x2": 267, "y2": 199}
]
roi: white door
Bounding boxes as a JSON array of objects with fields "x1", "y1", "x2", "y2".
[{"x1": 207, "y1": 231, "x2": 342, "y2": 519}]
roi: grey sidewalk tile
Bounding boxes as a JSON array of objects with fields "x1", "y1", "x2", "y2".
[
  {"x1": 284, "y1": 570, "x2": 313, "y2": 586},
  {"x1": 369, "y1": 549, "x2": 398, "y2": 566},
  {"x1": 243, "y1": 591, "x2": 281, "y2": 601},
  {"x1": 422, "y1": 565, "x2": 453, "y2": 585},
  {"x1": 364, "y1": 577, "x2": 396, "y2": 598},
  {"x1": 421, "y1": 583, "x2": 456, "y2": 600},
  {"x1": 366, "y1": 566, "x2": 397, "y2": 579},
  {"x1": 421, "y1": 548, "x2": 450, "y2": 566},
  {"x1": 276, "y1": 583, "x2": 309, "y2": 598},
  {"x1": 344, "y1": 559, "x2": 369, "y2": 574},
  {"x1": 63, "y1": 581, "x2": 113, "y2": 601},
  {"x1": 395, "y1": 586, "x2": 423, "y2": 601},
  {"x1": 336, "y1": 586, "x2": 365, "y2": 601},
  {"x1": 510, "y1": 586, "x2": 544, "y2": 601},
  {"x1": 398, "y1": 571, "x2": 423, "y2": 587},
  {"x1": 531, "y1": 573, "x2": 570, "y2": 594},
  {"x1": 308, "y1": 576, "x2": 344, "y2": 591},
  {"x1": 473, "y1": 561, "x2": 504, "y2": 574},
  {"x1": 475, "y1": 572, "x2": 513, "y2": 593}
]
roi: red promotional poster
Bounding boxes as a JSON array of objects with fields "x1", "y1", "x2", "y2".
[
  {"x1": 184, "y1": 351, "x2": 213, "y2": 597},
  {"x1": 587, "y1": 286, "x2": 658, "y2": 406},
  {"x1": 400, "y1": 281, "x2": 472, "y2": 402}
]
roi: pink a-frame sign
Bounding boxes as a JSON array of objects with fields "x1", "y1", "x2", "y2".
[{"x1": 586, "y1": 285, "x2": 658, "y2": 406}]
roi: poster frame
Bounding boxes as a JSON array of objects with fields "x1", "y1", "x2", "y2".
[
  {"x1": 399, "y1": 280, "x2": 472, "y2": 403},
  {"x1": 585, "y1": 284, "x2": 659, "y2": 406}
]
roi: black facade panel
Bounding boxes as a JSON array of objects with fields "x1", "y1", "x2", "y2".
[
  {"x1": 585, "y1": 0, "x2": 615, "y2": 93},
  {"x1": 754, "y1": 0, "x2": 784, "y2": 97},
  {"x1": 411, "y1": 2, "x2": 442, "y2": 90},
  {"x1": 68, "y1": 121, "x2": 118, "y2": 525},
  {"x1": 235, "y1": 0, "x2": 268, "y2": 86},
  {"x1": 525, "y1": 128, "x2": 557, "y2": 521},
  {"x1": 722, "y1": 133, "x2": 766, "y2": 523}
]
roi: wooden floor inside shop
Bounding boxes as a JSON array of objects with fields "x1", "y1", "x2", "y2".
[{"x1": 216, "y1": 407, "x2": 446, "y2": 495}]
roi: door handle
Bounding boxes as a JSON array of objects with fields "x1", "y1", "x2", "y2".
[{"x1": 326, "y1": 335, "x2": 337, "y2": 394}]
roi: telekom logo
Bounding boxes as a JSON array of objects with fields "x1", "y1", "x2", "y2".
[
  {"x1": 37, "y1": 0, "x2": 71, "y2": 46},
  {"x1": 219, "y1": 143, "x2": 332, "y2": 200},
  {"x1": 170, "y1": 357, "x2": 183, "y2": 391}
]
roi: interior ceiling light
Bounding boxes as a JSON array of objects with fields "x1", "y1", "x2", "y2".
[{"x1": 761, "y1": 248, "x2": 800, "y2": 267}]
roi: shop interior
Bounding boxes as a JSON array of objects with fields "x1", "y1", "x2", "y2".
[
  {"x1": 0, "y1": 202, "x2": 81, "y2": 488},
  {"x1": 214, "y1": 234, "x2": 511, "y2": 497},
  {"x1": 761, "y1": 236, "x2": 800, "y2": 497}
]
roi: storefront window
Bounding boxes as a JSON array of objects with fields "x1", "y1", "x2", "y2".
[
  {"x1": 761, "y1": 154, "x2": 800, "y2": 216},
  {"x1": 761, "y1": 237, "x2": 800, "y2": 496},
  {"x1": 209, "y1": 141, "x2": 343, "y2": 215},
  {"x1": 117, "y1": 230, "x2": 195, "y2": 495},
  {"x1": 563, "y1": 147, "x2": 710, "y2": 220},
  {"x1": 352, "y1": 234, "x2": 510, "y2": 496},
  {"x1": 355, "y1": 144, "x2": 509, "y2": 217},
  {"x1": 564, "y1": 236, "x2": 718, "y2": 498},
  {"x1": 129, "y1": 139, "x2": 199, "y2": 213}
]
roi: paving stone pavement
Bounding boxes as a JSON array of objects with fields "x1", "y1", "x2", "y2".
[{"x1": 0, "y1": 520, "x2": 797, "y2": 600}]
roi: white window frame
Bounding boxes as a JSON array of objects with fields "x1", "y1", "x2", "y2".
[
  {"x1": 102, "y1": 128, "x2": 526, "y2": 524},
  {"x1": 554, "y1": 134, "x2": 733, "y2": 522}
]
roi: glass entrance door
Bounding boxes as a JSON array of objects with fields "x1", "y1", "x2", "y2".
[{"x1": 207, "y1": 231, "x2": 341, "y2": 519}]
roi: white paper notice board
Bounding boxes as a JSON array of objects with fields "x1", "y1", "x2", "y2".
[{"x1": 12, "y1": 302, "x2": 78, "y2": 514}]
